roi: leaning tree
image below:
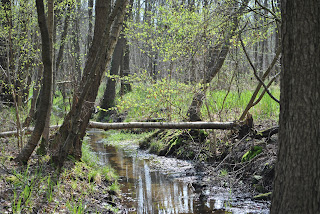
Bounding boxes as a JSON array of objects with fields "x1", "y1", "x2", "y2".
[{"x1": 15, "y1": 0, "x2": 129, "y2": 167}]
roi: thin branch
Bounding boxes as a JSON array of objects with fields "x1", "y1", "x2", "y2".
[
  {"x1": 239, "y1": 45, "x2": 281, "y2": 120},
  {"x1": 255, "y1": 0, "x2": 280, "y2": 23},
  {"x1": 239, "y1": 37, "x2": 280, "y2": 104},
  {"x1": 252, "y1": 71, "x2": 280, "y2": 106}
]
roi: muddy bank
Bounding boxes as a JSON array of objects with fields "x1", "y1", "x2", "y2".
[{"x1": 137, "y1": 120, "x2": 278, "y2": 200}]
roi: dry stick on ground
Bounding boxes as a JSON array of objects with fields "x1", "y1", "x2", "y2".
[
  {"x1": 214, "y1": 133, "x2": 250, "y2": 171},
  {"x1": 240, "y1": 37, "x2": 280, "y2": 104},
  {"x1": 239, "y1": 44, "x2": 281, "y2": 121}
]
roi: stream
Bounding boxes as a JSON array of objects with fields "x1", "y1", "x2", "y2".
[{"x1": 88, "y1": 131, "x2": 270, "y2": 214}]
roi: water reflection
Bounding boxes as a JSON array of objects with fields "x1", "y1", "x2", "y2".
[
  {"x1": 89, "y1": 133, "x2": 269, "y2": 214},
  {"x1": 91, "y1": 140, "x2": 197, "y2": 213}
]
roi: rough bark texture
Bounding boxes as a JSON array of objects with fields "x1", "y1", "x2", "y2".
[
  {"x1": 15, "y1": 0, "x2": 52, "y2": 164},
  {"x1": 50, "y1": 0, "x2": 129, "y2": 167},
  {"x1": 270, "y1": 1, "x2": 320, "y2": 213}
]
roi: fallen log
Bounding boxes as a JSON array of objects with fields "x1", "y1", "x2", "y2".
[
  {"x1": 253, "y1": 126, "x2": 279, "y2": 139},
  {"x1": 0, "y1": 121, "x2": 239, "y2": 138},
  {"x1": 0, "y1": 125, "x2": 60, "y2": 138},
  {"x1": 89, "y1": 121, "x2": 238, "y2": 130}
]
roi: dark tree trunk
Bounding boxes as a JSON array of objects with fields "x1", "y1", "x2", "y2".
[
  {"x1": 120, "y1": 37, "x2": 132, "y2": 95},
  {"x1": 55, "y1": 6, "x2": 70, "y2": 82},
  {"x1": 72, "y1": 3, "x2": 81, "y2": 87},
  {"x1": 50, "y1": 0, "x2": 129, "y2": 168},
  {"x1": 22, "y1": 65, "x2": 43, "y2": 127},
  {"x1": 98, "y1": 37, "x2": 123, "y2": 121},
  {"x1": 270, "y1": 1, "x2": 320, "y2": 213},
  {"x1": 120, "y1": 0, "x2": 133, "y2": 96},
  {"x1": 87, "y1": 0, "x2": 94, "y2": 49},
  {"x1": 15, "y1": 0, "x2": 52, "y2": 164}
]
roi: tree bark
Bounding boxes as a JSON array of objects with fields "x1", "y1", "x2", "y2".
[
  {"x1": 120, "y1": 0, "x2": 134, "y2": 96},
  {"x1": 15, "y1": 0, "x2": 52, "y2": 164},
  {"x1": 87, "y1": 0, "x2": 94, "y2": 49},
  {"x1": 50, "y1": 0, "x2": 129, "y2": 168},
  {"x1": 39, "y1": 0, "x2": 54, "y2": 154},
  {"x1": 270, "y1": 1, "x2": 320, "y2": 213},
  {"x1": 98, "y1": 36, "x2": 123, "y2": 121}
]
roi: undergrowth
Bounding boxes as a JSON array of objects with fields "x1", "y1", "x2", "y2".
[
  {"x1": 0, "y1": 138, "x2": 120, "y2": 214},
  {"x1": 113, "y1": 79, "x2": 279, "y2": 122}
]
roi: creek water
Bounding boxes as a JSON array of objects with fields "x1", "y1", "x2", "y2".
[{"x1": 88, "y1": 131, "x2": 269, "y2": 214}]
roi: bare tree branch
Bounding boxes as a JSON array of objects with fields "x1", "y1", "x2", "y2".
[{"x1": 239, "y1": 36, "x2": 280, "y2": 104}]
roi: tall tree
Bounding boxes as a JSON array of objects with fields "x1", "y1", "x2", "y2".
[
  {"x1": 98, "y1": 38, "x2": 123, "y2": 121},
  {"x1": 120, "y1": 0, "x2": 134, "y2": 96},
  {"x1": 270, "y1": 1, "x2": 320, "y2": 213},
  {"x1": 186, "y1": 0, "x2": 249, "y2": 121},
  {"x1": 15, "y1": 0, "x2": 52, "y2": 164},
  {"x1": 50, "y1": 0, "x2": 129, "y2": 167},
  {"x1": 98, "y1": 0, "x2": 134, "y2": 122}
]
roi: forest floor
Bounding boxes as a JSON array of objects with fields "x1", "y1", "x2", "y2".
[{"x1": 0, "y1": 137, "x2": 126, "y2": 214}]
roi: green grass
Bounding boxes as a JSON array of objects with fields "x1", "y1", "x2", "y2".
[
  {"x1": 105, "y1": 130, "x2": 151, "y2": 143},
  {"x1": 81, "y1": 140, "x2": 118, "y2": 182},
  {"x1": 114, "y1": 80, "x2": 280, "y2": 122},
  {"x1": 204, "y1": 87, "x2": 280, "y2": 120},
  {"x1": 1, "y1": 139, "x2": 119, "y2": 213}
]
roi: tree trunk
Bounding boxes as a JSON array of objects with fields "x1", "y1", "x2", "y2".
[
  {"x1": 120, "y1": 0, "x2": 134, "y2": 96},
  {"x1": 22, "y1": 64, "x2": 43, "y2": 127},
  {"x1": 15, "y1": 0, "x2": 52, "y2": 164},
  {"x1": 87, "y1": 0, "x2": 94, "y2": 50},
  {"x1": 270, "y1": 1, "x2": 320, "y2": 213},
  {"x1": 55, "y1": 6, "x2": 70, "y2": 81},
  {"x1": 50, "y1": 0, "x2": 129, "y2": 168},
  {"x1": 186, "y1": 0, "x2": 249, "y2": 121},
  {"x1": 98, "y1": 37, "x2": 123, "y2": 121},
  {"x1": 39, "y1": 0, "x2": 54, "y2": 155},
  {"x1": 0, "y1": 121, "x2": 238, "y2": 138}
]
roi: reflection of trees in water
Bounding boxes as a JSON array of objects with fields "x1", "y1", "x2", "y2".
[
  {"x1": 89, "y1": 136, "x2": 218, "y2": 213},
  {"x1": 89, "y1": 134, "x2": 270, "y2": 213}
]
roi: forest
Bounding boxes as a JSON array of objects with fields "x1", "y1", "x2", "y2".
[{"x1": 0, "y1": 0, "x2": 319, "y2": 213}]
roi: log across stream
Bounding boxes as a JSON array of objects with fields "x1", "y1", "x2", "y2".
[
  {"x1": 87, "y1": 130, "x2": 270, "y2": 214},
  {"x1": 0, "y1": 121, "x2": 237, "y2": 138}
]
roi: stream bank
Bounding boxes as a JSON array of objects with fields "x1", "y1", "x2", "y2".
[
  {"x1": 89, "y1": 130, "x2": 271, "y2": 213},
  {"x1": 137, "y1": 119, "x2": 278, "y2": 199}
]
